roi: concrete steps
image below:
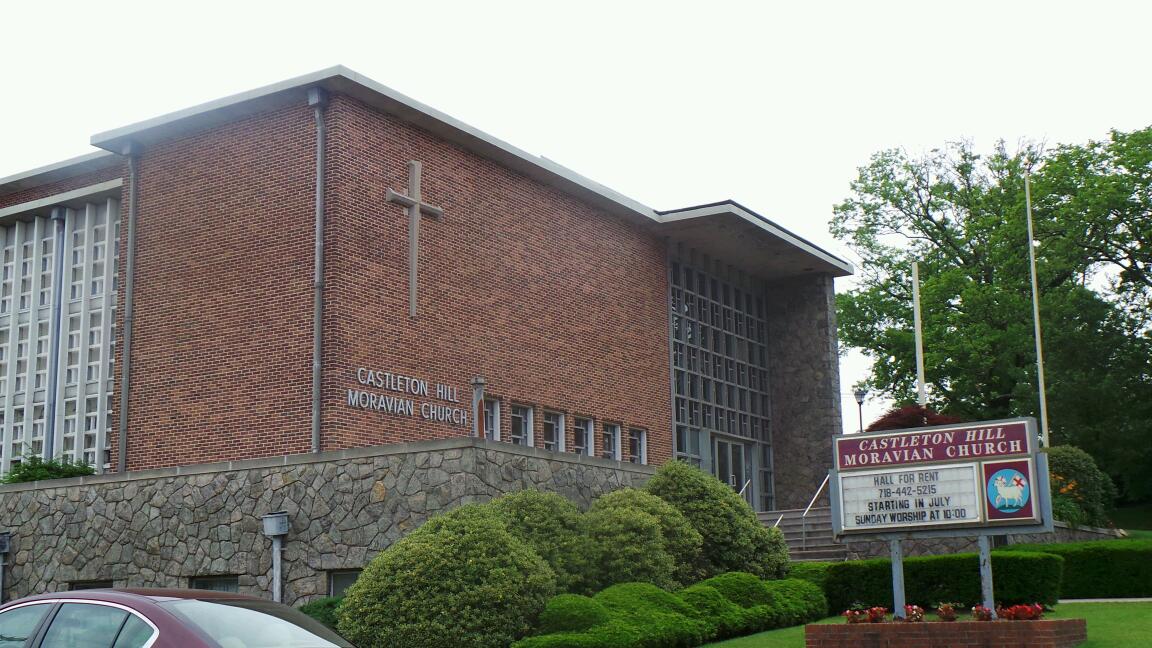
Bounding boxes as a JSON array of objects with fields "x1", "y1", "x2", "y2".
[{"x1": 760, "y1": 506, "x2": 848, "y2": 562}]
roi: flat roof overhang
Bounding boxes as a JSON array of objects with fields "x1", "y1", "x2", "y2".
[
  {"x1": 658, "y1": 202, "x2": 853, "y2": 280},
  {"x1": 2, "y1": 66, "x2": 851, "y2": 281},
  {"x1": 0, "y1": 151, "x2": 120, "y2": 199}
]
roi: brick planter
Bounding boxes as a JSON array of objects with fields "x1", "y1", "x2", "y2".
[{"x1": 805, "y1": 618, "x2": 1087, "y2": 648}]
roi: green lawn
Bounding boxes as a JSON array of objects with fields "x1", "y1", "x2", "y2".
[
  {"x1": 704, "y1": 602, "x2": 1152, "y2": 648},
  {"x1": 1111, "y1": 502, "x2": 1152, "y2": 532}
]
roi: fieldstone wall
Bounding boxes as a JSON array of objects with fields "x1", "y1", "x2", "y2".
[
  {"x1": 766, "y1": 274, "x2": 843, "y2": 509},
  {"x1": 0, "y1": 438, "x2": 653, "y2": 605},
  {"x1": 842, "y1": 521, "x2": 1124, "y2": 559}
]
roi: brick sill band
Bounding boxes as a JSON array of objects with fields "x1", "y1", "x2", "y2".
[{"x1": 805, "y1": 618, "x2": 1087, "y2": 648}]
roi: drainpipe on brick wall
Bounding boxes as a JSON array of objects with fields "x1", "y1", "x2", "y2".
[
  {"x1": 43, "y1": 207, "x2": 68, "y2": 460},
  {"x1": 117, "y1": 142, "x2": 141, "y2": 473},
  {"x1": 309, "y1": 88, "x2": 328, "y2": 454}
]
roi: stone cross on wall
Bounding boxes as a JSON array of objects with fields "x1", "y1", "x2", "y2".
[{"x1": 386, "y1": 160, "x2": 443, "y2": 317}]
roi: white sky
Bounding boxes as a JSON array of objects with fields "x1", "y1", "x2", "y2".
[{"x1": 2, "y1": 0, "x2": 1150, "y2": 433}]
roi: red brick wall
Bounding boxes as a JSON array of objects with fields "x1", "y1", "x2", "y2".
[
  {"x1": 322, "y1": 94, "x2": 672, "y2": 463},
  {"x1": 117, "y1": 104, "x2": 316, "y2": 469},
  {"x1": 805, "y1": 619, "x2": 1088, "y2": 648},
  {"x1": 94, "y1": 91, "x2": 672, "y2": 470}
]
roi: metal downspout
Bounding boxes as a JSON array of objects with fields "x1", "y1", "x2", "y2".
[
  {"x1": 117, "y1": 143, "x2": 140, "y2": 473},
  {"x1": 309, "y1": 88, "x2": 328, "y2": 453},
  {"x1": 43, "y1": 207, "x2": 67, "y2": 460}
]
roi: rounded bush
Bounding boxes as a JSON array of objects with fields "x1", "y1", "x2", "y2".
[
  {"x1": 1046, "y1": 445, "x2": 1117, "y2": 527},
  {"x1": 594, "y1": 583, "x2": 709, "y2": 648},
  {"x1": 698, "y1": 572, "x2": 773, "y2": 608},
  {"x1": 337, "y1": 504, "x2": 556, "y2": 648},
  {"x1": 761, "y1": 579, "x2": 828, "y2": 627},
  {"x1": 676, "y1": 584, "x2": 743, "y2": 640},
  {"x1": 584, "y1": 505, "x2": 677, "y2": 591},
  {"x1": 491, "y1": 490, "x2": 597, "y2": 593},
  {"x1": 644, "y1": 461, "x2": 789, "y2": 579},
  {"x1": 536, "y1": 594, "x2": 610, "y2": 635},
  {"x1": 590, "y1": 488, "x2": 703, "y2": 586}
]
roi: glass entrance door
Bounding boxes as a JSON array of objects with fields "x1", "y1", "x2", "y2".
[{"x1": 714, "y1": 438, "x2": 752, "y2": 504}]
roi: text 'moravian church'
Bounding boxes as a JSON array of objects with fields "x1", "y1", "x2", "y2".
[{"x1": 0, "y1": 67, "x2": 850, "y2": 601}]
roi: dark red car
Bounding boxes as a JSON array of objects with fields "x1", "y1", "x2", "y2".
[{"x1": 0, "y1": 588, "x2": 356, "y2": 648}]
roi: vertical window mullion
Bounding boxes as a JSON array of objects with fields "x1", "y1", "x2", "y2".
[
  {"x1": 95, "y1": 199, "x2": 119, "y2": 471},
  {"x1": 2, "y1": 222, "x2": 24, "y2": 473}
]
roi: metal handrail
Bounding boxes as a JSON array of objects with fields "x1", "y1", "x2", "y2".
[
  {"x1": 772, "y1": 514, "x2": 784, "y2": 528},
  {"x1": 738, "y1": 479, "x2": 752, "y2": 496},
  {"x1": 802, "y1": 475, "x2": 830, "y2": 518},
  {"x1": 800, "y1": 475, "x2": 830, "y2": 550}
]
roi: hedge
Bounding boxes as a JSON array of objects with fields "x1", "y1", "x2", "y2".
[
  {"x1": 535, "y1": 594, "x2": 610, "y2": 635},
  {"x1": 1002, "y1": 539, "x2": 1152, "y2": 598},
  {"x1": 514, "y1": 576, "x2": 826, "y2": 648},
  {"x1": 590, "y1": 488, "x2": 703, "y2": 587},
  {"x1": 822, "y1": 551, "x2": 1063, "y2": 612},
  {"x1": 786, "y1": 561, "x2": 833, "y2": 592},
  {"x1": 299, "y1": 596, "x2": 342, "y2": 629}
]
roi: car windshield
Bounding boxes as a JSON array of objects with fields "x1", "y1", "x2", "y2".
[{"x1": 158, "y1": 599, "x2": 354, "y2": 648}]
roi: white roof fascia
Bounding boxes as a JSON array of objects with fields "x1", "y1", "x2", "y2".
[
  {"x1": 0, "y1": 151, "x2": 117, "y2": 191},
  {"x1": 659, "y1": 203, "x2": 854, "y2": 275},
  {"x1": 90, "y1": 66, "x2": 658, "y2": 223}
]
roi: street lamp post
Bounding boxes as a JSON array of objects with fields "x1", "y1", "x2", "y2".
[{"x1": 853, "y1": 388, "x2": 867, "y2": 434}]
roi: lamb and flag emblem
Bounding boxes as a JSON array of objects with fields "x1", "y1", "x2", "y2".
[{"x1": 987, "y1": 469, "x2": 1030, "y2": 513}]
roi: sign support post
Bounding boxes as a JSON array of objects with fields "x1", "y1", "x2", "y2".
[
  {"x1": 889, "y1": 538, "x2": 906, "y2": 619},
  {"x1": 978, "y1": 535, "x2": 997, "y2": 619}
]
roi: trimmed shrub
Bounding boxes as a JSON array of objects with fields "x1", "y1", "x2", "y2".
[
  {"x1": 644, "y1": 461, "x2": 789, "y2": 579},
  {"x1": 697, "y1": 572, "x2": 773, "y2": 607},
  {"x1": 298, "y1": 596, "x2": 342, "y2": 629},
  {"x1": 696, "y1": 572, "x2": 778, "y2": 633},
  {"x1": 1004, "y1": 539, "x2": 1152, "y2": 598},
  {"x1": 337, "y1": 504, "x2": 556, "y2": 648},
  {"x1": 787, "y1": 561, "x2": 833, "y2": 591},
  {"x1": 491, "y1": 490, "x2": 596, "y2": 593},
  {"x1": 822, "y1": 552, "x2": 1063, "y2": 612},
  {"x1": 584, "y1": 504, "x2": 678, "y2": 591},
  {"x1": 1046, "y1": 446, "x2": 1117, "y2": 527},
  {"x1": 589, "y1": 488, "x2": 702, "y2": 587},
  {"x1": 536, "y1": 594, "x2": 610, "y2": 635},
  {"x1": 594, "y1": 583, "x2": 710, "y2": 648},
  {"x1": 676, "y1": 584, "x2": 744, "y2": 640},
  {"x1": 761, "y1": 579, "x2": 827, "y2": 627}
]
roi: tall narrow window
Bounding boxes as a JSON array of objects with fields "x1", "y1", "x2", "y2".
[
  {"x1": 483, "y1": 399, "x2": 501, "y2": 441},
  {"x1": 627, "y1": 428, "x2": 648, "y2": 465},
  {"x1": 601, "y1": 423, "x2": 621, "y2": 461},
  {"x1": 508, "y1": 405, "x2": 533, "y2": 446},
  {"x1": 570, "y1": 417, "x2": 593, "y2": 455},
  {"x1": 543, "y1": 412, "x2": 564, "y2": 452}
]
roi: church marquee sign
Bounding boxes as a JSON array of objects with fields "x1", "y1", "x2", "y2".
[{"x1": 830, "y1": 418, "x2": 1052, "y2": 537}]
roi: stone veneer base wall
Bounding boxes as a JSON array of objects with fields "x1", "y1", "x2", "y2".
[
  {"x1": 0, "y1": 438, "x2": 653, "y2": 605},
  {"x1": 841, "y1": 521, "x2": 1123, "y2": 559}
]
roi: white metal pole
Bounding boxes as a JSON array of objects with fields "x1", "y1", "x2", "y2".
[
  {"x1": 978, "y1": 535, "x2": 997, "y2": 618},
  {"x1": 890, "y1": 539, "x2": 907, "y2": 619},
  {"x1": 912, "y1": 262, "x2": 928, "y2": 406},
  {"x1": 271, "y1": 535, "x2": 282, "y2": 603},
  {"x1": 1024, "y1": 172, "x2": 1051, "y2": 448}
]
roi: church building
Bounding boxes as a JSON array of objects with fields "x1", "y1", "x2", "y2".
[{"x1": 0, "y1": 67, "x2": 849, "y2": 601}]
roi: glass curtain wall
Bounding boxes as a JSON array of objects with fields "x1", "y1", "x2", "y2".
[
  {"x1": 0, "y1": 199, "x2": 120, "y2": 473},
  {"x1": 670, "y1": 252, "x2": 774, "y2": 510}
]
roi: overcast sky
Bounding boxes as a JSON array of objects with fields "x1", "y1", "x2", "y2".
[{"x1": 3, "y1": 1, "x2": 1149, "y2": 433}]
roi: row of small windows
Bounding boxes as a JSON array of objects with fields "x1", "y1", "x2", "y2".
[{"x1": 481, "y1": 400, "x2": 647, "y2": 464}]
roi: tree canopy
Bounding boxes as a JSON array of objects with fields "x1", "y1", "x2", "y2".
[{"x1": 832, "y1": 130, "x2": 1152, "y2": 501}]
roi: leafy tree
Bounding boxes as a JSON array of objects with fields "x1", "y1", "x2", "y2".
[
  {"x1": 832, "y1": 137, "x2": 1152, "y2": 500},
  {"x1": 865, "y1": 405, "x2": 964, "y2": 432}
]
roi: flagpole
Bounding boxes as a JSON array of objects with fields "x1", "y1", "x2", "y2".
[
  {"x1": 912, "y1": 261, "x2": 928, "y2": 407},
  {"x1": 1024, "y1": 171, "x2": 1051, "y2": 448}
]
